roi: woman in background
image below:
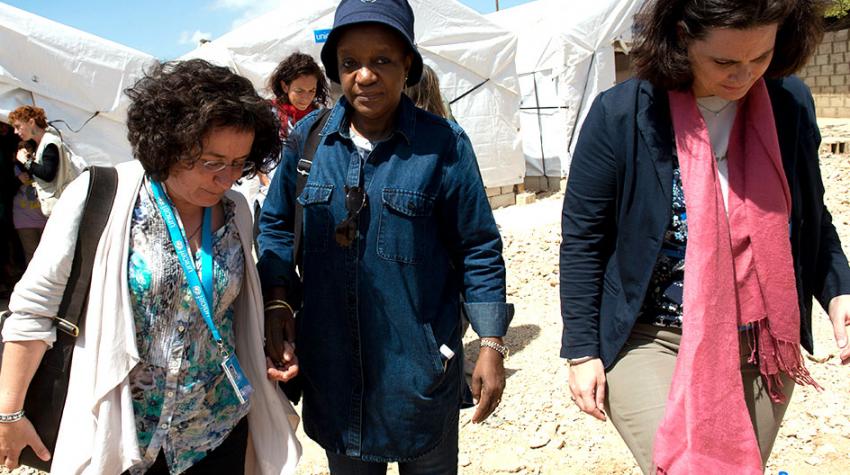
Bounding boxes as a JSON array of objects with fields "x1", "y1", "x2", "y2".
[
  {"x1": 404, "y1": 64, "x2": 454, "y2": 121},
  {"x1": 11, "y1": 141, "x2": 47, "y2": 265},
  {"x1": 237, "y1": 52, "x2": 331, "y2": 217},
  {"x1": 8, "y1": 106, "x2": 79, "y2": 218},
  {"x1": 268, "y1": 52, "x2": 330, "y2": 141}
]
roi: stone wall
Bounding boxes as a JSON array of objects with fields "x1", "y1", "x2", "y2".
[{"x1": 799, "y1": 28, "x2": 850, "y2": 118}]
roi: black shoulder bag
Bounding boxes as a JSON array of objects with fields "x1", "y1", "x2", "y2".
[
  {"x1": 293, "y1": 108, "x2": 332, "y2": 275},
  {"x1": 0, "y1": 166, "x2": 118, "y2": 471},
  {"x1": 277, "y1": 109, "x2": 330, "y2": 404}
]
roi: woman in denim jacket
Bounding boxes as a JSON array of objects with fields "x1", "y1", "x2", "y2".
[{"x1": 257, "y1": 1, "x2": 513, "y2": 473}]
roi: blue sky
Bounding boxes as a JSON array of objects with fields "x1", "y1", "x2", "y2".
[{"x1": 5, "y1": 0, "x2": 533, "y2": 60}]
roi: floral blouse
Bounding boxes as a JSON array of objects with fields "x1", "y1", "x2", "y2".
[{"x1": 126, "y1": 180, "x2": 249, "y2": 474}]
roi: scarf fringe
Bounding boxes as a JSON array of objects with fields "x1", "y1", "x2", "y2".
[{"x1": 747, "y1": 319, "x2": 822, "y2": 403}]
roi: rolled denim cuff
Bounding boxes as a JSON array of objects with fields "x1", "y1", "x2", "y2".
[
  {"x1": 560, "y1": 344, "x2": 600, "y2": 360},
  {"x1": 257, "y1": 252, "x2": 297, "y2": 290},
  {"x1": 464, "y1": 302, "x2": 514, "y2": 337}
]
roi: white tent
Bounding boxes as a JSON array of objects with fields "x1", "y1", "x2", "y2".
[
  {"x1": 182, "y1": 0, "x2": 525, "y2": 189},
  {"x1": 0, "y1": 3, "x2": 154, "y2": 165},
  {"x1": 488, "y1": 0, "x2": 641, "y2": 179}
]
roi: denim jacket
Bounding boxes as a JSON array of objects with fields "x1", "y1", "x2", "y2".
[{"x1": 258, "y1": 96, "x2": 513, "y2": 461}]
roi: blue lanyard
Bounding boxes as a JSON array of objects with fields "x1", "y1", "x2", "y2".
[{"x1": 149, "y1": 180, "x2": 224, "y2": 352}]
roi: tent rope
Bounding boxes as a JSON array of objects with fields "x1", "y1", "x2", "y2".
[
  {"x1": 532, "y1": 71, "x2": 547, "y2": 177},
  {"x1": 49, "y1": 111, "x2": 100, "y2": 134},
  {"x1": 449, "y1": 78, "x2": 490, "y2": 105}
]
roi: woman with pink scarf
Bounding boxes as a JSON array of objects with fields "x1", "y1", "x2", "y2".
[
  {"x1": 559, "y1": 1, "x2": 850, "y2": 473},
  {"x1": 268, "y1": 52, "x2": 330, "y2": 141}
]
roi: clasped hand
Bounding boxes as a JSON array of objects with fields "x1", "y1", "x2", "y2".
[{"x1": 264, "y1": 307, "x2": 299, "y2": 382}]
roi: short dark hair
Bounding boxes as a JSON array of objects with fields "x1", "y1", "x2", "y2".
[
  {"x1": 267, "y1": 52, "x2": 329, "y2": 107},
  {"x1": 631, "y1": 0, "x2": 829, "y2": 90},
  {"x1": 125, "y1": 59, "x2": 280, "y2": 181}
]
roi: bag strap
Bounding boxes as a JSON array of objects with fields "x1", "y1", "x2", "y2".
[
  {"x1": 293, "y1": 109, "x2": 332, "y2": 274},
  {"x1": 54, "y1": 166, "x2": 119, "y2": 336}
]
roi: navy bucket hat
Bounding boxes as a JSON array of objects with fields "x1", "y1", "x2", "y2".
[{"x1": 320, "y1": 0, "x2": 424, "y2": 86}]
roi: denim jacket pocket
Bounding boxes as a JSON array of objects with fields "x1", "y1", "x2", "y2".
[
  {"x1": 421, "y1": 322, "x2": 446, "y2": 377},
  {"x1": 297, "y1": 183, "x2": 334, "y2": 253},
  {"x1": 377, "y1": 188, "x2": 435, "y2": 264}
]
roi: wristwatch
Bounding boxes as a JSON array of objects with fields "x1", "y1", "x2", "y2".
[{"x1": 480, "y1": 339, "x2": 509, "y2": 359}]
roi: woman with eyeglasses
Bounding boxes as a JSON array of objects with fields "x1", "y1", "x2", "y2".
[
  {"x1": 257, "y1": 0, "x2": 513, "y2": 473},
  {"x1": 0, "y1": 59, "x2": 300, "y2": 474}
]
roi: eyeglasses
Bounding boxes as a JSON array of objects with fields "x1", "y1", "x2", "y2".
[
  {"x1": 334, "y1": 186, "x2": 367, "y2": 247},
  {"x1": 200, "y1": 159, "x2": 256, "y2": 175}
]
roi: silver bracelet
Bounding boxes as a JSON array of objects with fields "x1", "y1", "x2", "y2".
[
  {"x1": 0, "y1": 409, "x2": 25, "y2": 423},
  {"x1": 480, "y1": 339, "x2": 510, "y2": 359}
]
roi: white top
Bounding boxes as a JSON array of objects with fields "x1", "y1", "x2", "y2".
[
  {"x1": 350, "y1": 126, "x2": 375, "y2": 161},
  {"x1": 697, "y1": 96, "x2": 738, "y2": 211}
]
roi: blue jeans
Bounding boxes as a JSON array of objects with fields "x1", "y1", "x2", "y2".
[{"x1": 325, "y1": 419, "x2": 458, "y2": 475}]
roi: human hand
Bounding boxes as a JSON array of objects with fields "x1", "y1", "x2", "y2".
[
  {"x1": 0, "y1": 417, "x2": 50, "y2": 469},
  {"x1": 828, "y1": 294, "x2": 850, "y2": 364},
  {"x1": 15, "y1": 149, "x2": 30, "y2": 166},
  {"x1": 568, "y1": 358, "x2": 607, "y2": 421},
  {"x1": 264, "y1": 305, "x2": 298, "y2": 380},
  {"x1": 471, "y1": 338, "x2": 506, "y2": 423},
  {"x1": 265, "y1": 341, "x2": 298, "y2": 382}
]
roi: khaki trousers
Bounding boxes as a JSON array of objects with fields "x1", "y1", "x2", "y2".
[{"x1": 605, "y1": 324, "x2": 794, "y2": 474}]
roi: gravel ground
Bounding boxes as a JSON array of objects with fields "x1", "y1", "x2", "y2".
[{"x1": 3, "y1": 123, "x2": 849, "y2": 475}]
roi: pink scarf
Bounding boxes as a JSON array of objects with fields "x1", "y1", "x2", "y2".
[{"x1": 654, "y1": 79, "x2": 819, "y2": 474}]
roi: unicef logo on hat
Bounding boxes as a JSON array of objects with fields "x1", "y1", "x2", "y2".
[{"x1": 360, "y1": 0, "x2": 377, "y2": 3}]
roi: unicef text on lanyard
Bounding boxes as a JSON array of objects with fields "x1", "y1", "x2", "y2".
[{"x1": 150, "y1": 180, "x2": 253, "y2": 405}]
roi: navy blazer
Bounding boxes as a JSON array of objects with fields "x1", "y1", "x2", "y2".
[{"x1": 559, "y1": 77, "x2": 850, "y2": 368}]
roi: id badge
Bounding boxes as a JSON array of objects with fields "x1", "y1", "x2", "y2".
[{"x1": 221, "y1": 354, "x2": 254, "y2": 405}]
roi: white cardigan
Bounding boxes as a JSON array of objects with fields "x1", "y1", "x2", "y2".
[
  {"x1": 31, "y1": 129, "x2": 76, "y2": 217},
  {"x1": 4, "y1": 161, "x2": 301, "y2": 475}
]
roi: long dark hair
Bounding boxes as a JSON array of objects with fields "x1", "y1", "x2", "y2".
[
  {"x1": 631, "y1": 0, "x2": 829, "y2": 89},
  {"x1": 267, "y1": 52, "x2": 330, "y2": 107}
]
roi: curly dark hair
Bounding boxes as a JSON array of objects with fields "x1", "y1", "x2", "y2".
[
  {"x1": 125, "y1": 59, "x2": 281, "y2": 181},
  {"x1": 267, "y1": 52, "x2": 329, "y2": 107},
  {"x1": 631, "y1": 0, "x2": 829, "y2": 90}
]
